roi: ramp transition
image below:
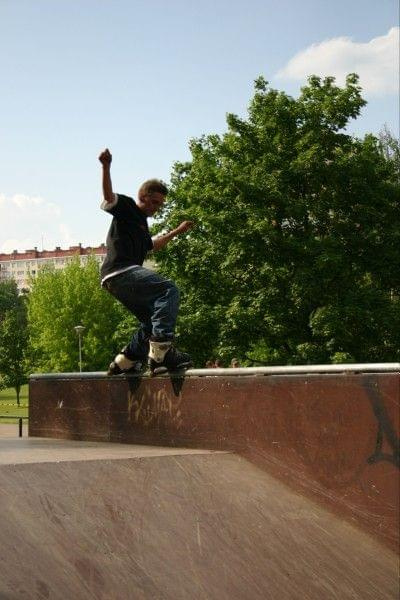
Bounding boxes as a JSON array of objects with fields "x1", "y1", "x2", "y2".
[
  {"x1": 0, "y1": 439, "x2": 398, "y2": 600},
  {"x1": 29, "y1": 366, "x2": 400, "y2": 551}
]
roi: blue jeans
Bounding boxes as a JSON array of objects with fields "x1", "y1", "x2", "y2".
[{"x1": 103, "y1": 267, "x2": 179, "y2": 360}]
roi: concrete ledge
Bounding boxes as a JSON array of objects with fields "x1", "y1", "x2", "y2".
[{"x1": 29, "y1": 368, "x2": 400, "y2": 551}]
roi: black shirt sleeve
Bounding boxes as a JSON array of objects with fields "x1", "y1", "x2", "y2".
[{"x1": 105, "y1": 194, "x2": 135, "y2": 220}]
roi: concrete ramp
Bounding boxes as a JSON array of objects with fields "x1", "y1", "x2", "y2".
[
  {"x1": 0, "y1": 438, "x2": 398, "y2": 600},
  {"x1": 29, "y1": 368, "x2": 400, "y2": 550}
]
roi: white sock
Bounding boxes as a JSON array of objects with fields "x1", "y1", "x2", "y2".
[
  {"x1": 149, "y1": 341, "x2": 172, "y2": 362},
  {"x1": 115, "y1": 353, "x2": 136, "y2": 370}
]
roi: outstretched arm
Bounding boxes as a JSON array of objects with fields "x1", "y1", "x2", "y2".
[
  {"x1": 98, "y1": 148, "x2": 114, "y2": 203},
  {"x1": 152, "y1": 221, "x2": 194, "y2": 251}
]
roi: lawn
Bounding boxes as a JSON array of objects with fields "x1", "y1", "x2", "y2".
[{"x1": 0, "y1": 384, "x2": 29, "y2": 422}]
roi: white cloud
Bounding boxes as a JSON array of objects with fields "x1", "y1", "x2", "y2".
[
  {"x1": 0, "y1": 193, "x2": 78, "y2": 253},
  {"x1": 1, "y1": 237, "x2": 37, "y2": 254},
  {"x1": 276, "y1": 27, "x2": 399, "y2": 95},
  {"x1": 58, "y1": 224, "x2": 76, "y2": 247},
  {"x1": 10, "y1": 193, "x2": 61, "y2": 216}
]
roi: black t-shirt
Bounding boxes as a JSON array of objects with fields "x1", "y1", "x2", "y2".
[{"x1": 100, "y1": 194, "x2": 153, "y2": 279}]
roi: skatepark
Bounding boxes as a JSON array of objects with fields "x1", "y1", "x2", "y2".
[
  {"x1": 0, "y1": 364, "x2": 399, "y2": 599},
  {"x1": 1, "y1": 1, "x2": 399, "y2": 598}
]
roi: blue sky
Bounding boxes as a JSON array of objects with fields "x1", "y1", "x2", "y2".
[{"x1": 0, "y1": 0, "x2": 398, "y2": 252}]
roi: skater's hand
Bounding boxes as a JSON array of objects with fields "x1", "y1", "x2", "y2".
[
  {"x1": 152, "y1": 220, "x2": 194, "y2": 251},
  {"x1": 99, "y1": 148, "x2": 112, "y2": 167},
  {"x1": 176, "y1": 220, "x2": 194, "y2": 234}
]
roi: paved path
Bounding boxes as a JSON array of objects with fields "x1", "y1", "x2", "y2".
[
  {"x1": 0, "y1": 423, "x2": 28, "y2": 438},
  {"x1": 0, "y1": 435, "x2": 221, "y2": 465}
]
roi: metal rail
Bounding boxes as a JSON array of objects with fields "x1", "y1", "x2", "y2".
[{"x1": 29, "y1": 362, "x2": 400, "y2": 380}]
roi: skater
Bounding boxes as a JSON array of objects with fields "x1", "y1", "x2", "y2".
[{"x1": 98, "y1": 148, "x2": 193, "y2": 375}]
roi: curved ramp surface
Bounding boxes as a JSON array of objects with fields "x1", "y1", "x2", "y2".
[
  {"x1": 29, "y1": 369, "x2": 400, "y2": 550},
  {"x1": 0, "y1": 439, "x2": 398, "y2": 600}
]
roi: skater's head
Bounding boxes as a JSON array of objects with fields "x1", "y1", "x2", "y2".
[{"x1": 137, "y1": 179, "x2": 168, "y2": 216}]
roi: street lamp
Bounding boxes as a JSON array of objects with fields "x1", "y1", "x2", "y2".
[{"x1": 74, "y1": 325, "x2": 85, "y2": 372}]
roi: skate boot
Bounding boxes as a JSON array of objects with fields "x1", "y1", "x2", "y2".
[
  {"x1": 148, "y1": 340, "x2": 192, "y2": 375},
  {"x1": 107, "y1": 347, "x2": 143, "y2": 376}
]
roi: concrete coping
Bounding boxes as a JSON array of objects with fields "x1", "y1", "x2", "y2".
[{"x1": 29, "y1": 363, "x2": 400, "y2": 380}]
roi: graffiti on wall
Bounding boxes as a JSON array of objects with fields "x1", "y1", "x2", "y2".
[
  {"x1": 364, "y1": 380, "x2": 400, "y2": 468},
  {"x1": 127, "y1": 385, "x2": 184, "y2": 430}
]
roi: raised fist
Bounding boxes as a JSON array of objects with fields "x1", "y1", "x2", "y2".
[{"x1": 98, "y1": 148, "x2": 112, "y2": 166}]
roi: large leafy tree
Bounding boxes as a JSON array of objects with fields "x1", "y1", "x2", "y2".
[
  {"x1": 27, "y1": 256, "x2": 137, "y2": 372},
  {"x1": 154, "y1": 75, "x2": 400, "y2": 366},
  {"x1": 0, "y1": 300, "x2": 29, "y2": 404},
  {"x1": 0, "y1": 280, "x2": 20, "y2": 320},
  {"x1": 0, "y1": 281, "x2": 29, "y2": 402}
]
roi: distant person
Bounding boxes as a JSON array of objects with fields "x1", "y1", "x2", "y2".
[
  {"x1": 214, "y1": 359, "x2": 223, "y2": 368},
  {"x1": 230, "y1": 358, "x2": 241, "y2": 368},
  {"x1": 99, "y1": 148, "x2": 194, "y2": 376},
  {"x1": 205, "y1": 360, "x2": 214, "y2": 368}
]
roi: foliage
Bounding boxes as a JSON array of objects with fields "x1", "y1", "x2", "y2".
[
  {"x1": 153, "y1": 74, "x2": 400, "y2": 366},
  {"x1": 27, "y1": 256, "x2": 137, "y2": 372},
  {"x1": 0, "y1": 281, "x2": 29, "y2": 404},
  {"x1": 0, "y1": 279, "x2": 20, "y2": 322},
  {"x1": 379, "y1": 124, "x2": 400, "y2": 175}
]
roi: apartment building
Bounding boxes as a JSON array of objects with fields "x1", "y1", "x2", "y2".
[{"x1": 0, "y1": 244, "x2": 107, "y2": 291}]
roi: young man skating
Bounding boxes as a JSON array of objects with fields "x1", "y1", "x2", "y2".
[{"x1": 99, "y1": 148, "x2": 193, "y2": 375}]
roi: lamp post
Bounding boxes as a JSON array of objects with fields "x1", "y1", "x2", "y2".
[{"x1": 74, "y1": 325, "x2": 85, "y2": 372}]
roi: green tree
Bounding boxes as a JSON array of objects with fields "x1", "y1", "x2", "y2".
[
  {"x1": 0, "y1": 282, "x2": 29, "y2": 404},
  {"x1": 154, "y1": 74, "x2": 400, "y2": 366},
  {"x1": 27, "y1": 256, "x2": 137, "y2": 372},
  {"x1": 379, "y1": 124, "x2": 400, "y2": 175},
  {"x1": 0, "y1": 303, "x2": 29, "y2": 405},
  {"x1": 0, "y1": 279, "x2": 20, "y2": 321}
]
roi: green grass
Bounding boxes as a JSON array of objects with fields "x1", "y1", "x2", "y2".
[{"x1": 0, "y1": 384, "x2": 29, "y2": 422}]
